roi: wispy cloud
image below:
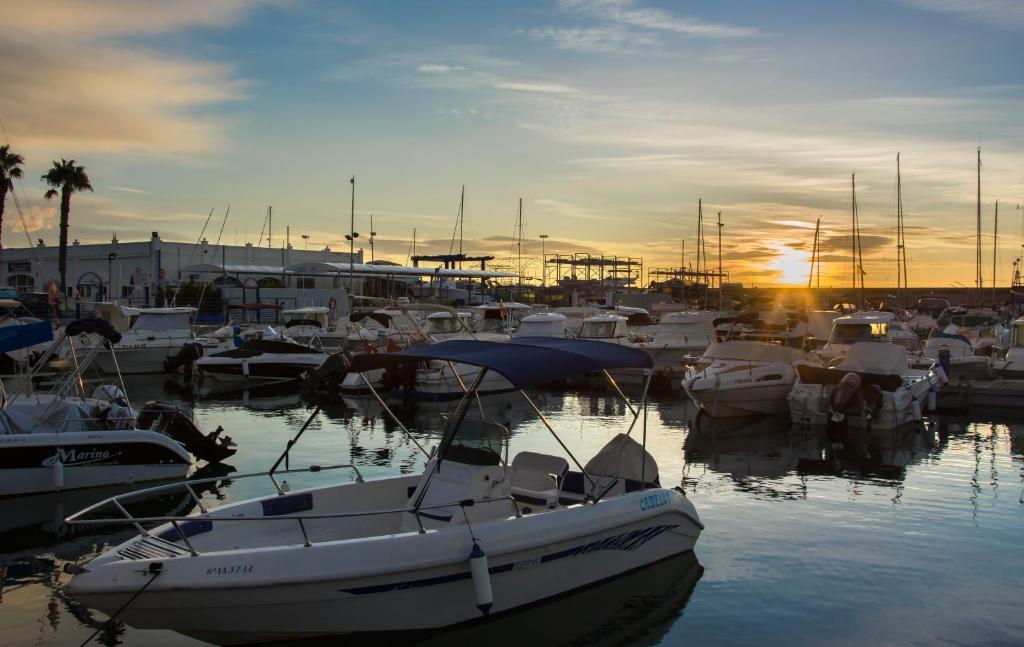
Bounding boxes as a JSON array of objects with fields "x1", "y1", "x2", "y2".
[
  {"x1": 559, "y1": 0, "x2": 759, "y2": 38},
  {"x1": 493, "y1": 80, "x2": 577, "y2": 94},
  {"x1": 417, "y1": 63, "x2": 464, "y2": 73},
  {"x1": 898, "y1": 0, "x2": 1024, "y2": 29}
]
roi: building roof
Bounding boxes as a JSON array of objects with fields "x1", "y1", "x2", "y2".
[{"x1": 184, "y1": 261, "x2": 517, "y2": 279}]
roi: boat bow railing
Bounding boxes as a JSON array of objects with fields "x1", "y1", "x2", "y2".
[{"x1": 64, "y1": 465, "x2": 523, "y2": 557}]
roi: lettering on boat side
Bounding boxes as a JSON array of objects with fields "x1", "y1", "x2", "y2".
[
  {"x1": 513, "y1": 556, "x2": 541, "y2": 571},
  {"x1": 206, "y1": 565, "x2": 254, "y2": 576},
  {"x1": 41, "y1": 448, "x2": 120, "y2": 467},
  {"x1": 639, "y1": 491, "x2": 671, "y2": 511}
]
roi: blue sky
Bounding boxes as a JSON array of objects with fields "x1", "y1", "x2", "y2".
[{"x1": 1, "y1": 0, "x2": 1022, "y2": 285}]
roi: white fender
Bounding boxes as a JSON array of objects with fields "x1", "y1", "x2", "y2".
[{"x1": 469, "y1": 542, "x2": 493, "y2": 615}]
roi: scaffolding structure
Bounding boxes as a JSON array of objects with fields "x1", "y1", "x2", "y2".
[{"x1": 544, "y1": 253, "x2": 643, "y2": 291}]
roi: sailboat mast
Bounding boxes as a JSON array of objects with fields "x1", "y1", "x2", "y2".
[
  {"x1": 458, "y1": 185, "x2": 465, "y2": 268},
  {"x1": 808, "y1": 217, "x2": 820, "y2": 289},
  {"x1": 977, "y1": 147, "x2": 983, "y2": 301},
  {"x1": 896, "y1": 154, "x2": 903, "y2": 303},
  {"x1": 851, "y1": 174, "x2": 857, "y2": 293},
  {"x1": 852, "y1": 173, "x2": 864, "y2": 309},
  {"x1": 517, "y1": 197, "x2": 523, "y2": 300},
  {"x1": 993, "y1": 199, "x2": 999, "y2": 304},
  {"x1": 717, "y1": 211, "x2": 723, "y2": 310},
  {"x1": 268, "y1": 205, "x2": 272, "y2": 249}
]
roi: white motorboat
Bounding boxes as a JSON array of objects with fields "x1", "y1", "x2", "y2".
[
  {"x1": 993, "y1": 317, "x2": 1024, "y2": 379},
  {"x1": 0, "y1": 320, "x2": 199, "y2": 496},
  {"x1": 922, "y1": 331, "x2": 992, "y2": 381},
  {"x1": 817, "y1": 312, "x2": 896, "y2": 364},
  {"x1": 683, "y1": 340, "x2": 821, "y2": 417},
  {"x1": 196, "y1": 337, "x2": 328, "y2": 383},
  {"x1": 65, "y1": 338, "x2": 702, "y2": 644},
  {"x1": 514, "y1": 312, "x2": 572, "y2": 338},
  {"x1": 788, "y1": 341, "x2": 941, "y2": 429},
  {"x1": 283, "y1": 306, "x2": 349, "y2": 350},
  {"x1": 79, "y1": 305, "x2": 197, "y2": 374}
]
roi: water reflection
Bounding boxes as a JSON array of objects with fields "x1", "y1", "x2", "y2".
[
  {"x1": 269, "y1": 552, "x2": 703, "y2": 647},
  {"x1": 3, "y1": 378, "x2": 1024, "y2": 647}
]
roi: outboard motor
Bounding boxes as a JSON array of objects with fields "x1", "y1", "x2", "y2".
[
  {"x1": 165, "y1": 342, "x2": 205, "y2": 383},
  {"x1": 937, "y1": 348, "x2": 952, "y2": 379},
  {"x1": 302, "y1": 352, "x2": 350, "y2": 395},
  {"x1": 137, "y1": 401, "x2": 236, "y2": 463},
  {"x1": 827, "y1": 372, "x2": 863, "y2": 437}
]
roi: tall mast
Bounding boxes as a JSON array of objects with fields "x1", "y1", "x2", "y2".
[
  {"x1": 517, "y1": 197, "x2": 523, "y2": 300},
  {"x1": 851, "y1": 173, "x2": 857, "y2": 293},
  {"x1": 370, "y1": 212, "x2": 375, "y2": 263},
  {"x1": 993, "y1": 199, "x2": 999, "y2": 304},
  {"x1": 349, "y1": 175, "x2": 356, "y2": 292},
  {"x1": 717, "y1": 211, "x2": 723, "y2": 310},
  {"x1": 696, "y1": 199, "x2": 702, "y2": 281},
  {"x1": 896, "y1": 154, "x2": 903, "y2": 303},
  {"x1": 852, "y1": 173, "x2": 864, "y2": 309},
  {"x1": 458, "y1": 185, "x2": 464, "y2": 268},
  {"x1": 268, "y1": 204, "x2": 272, "y2": 249},
  {"x1": 977, "y1": 147, "x2": 983, "y2": 301},
  {"x1": 808, "y1": 217, "x2": 820, "y2": 289}
]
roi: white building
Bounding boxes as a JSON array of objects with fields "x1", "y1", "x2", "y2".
[{"x1": 1, "y1": 232, "x2": 362, "y2": 303}]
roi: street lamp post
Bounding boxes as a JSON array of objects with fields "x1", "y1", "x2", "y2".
[
  {"x1": 539, "y1": 234, "x2": 549, "y2": 287},
  {"x1": 301, "y1": 234, "x2": 309, "y2": 250},
  {"x1": 349, "y1": 175, "x2": 356, "y2": 292},
  {"x1": 107, "y1": 252, "x2": 116, "y2": 302}
]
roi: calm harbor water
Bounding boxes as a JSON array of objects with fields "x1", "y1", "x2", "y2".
[{"x1": 1, "y1": 376, "x2": 1022, "y2": 646}]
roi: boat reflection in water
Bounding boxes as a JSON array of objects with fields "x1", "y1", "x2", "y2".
[
  {"x1": 685, "y1": 413, "x2": 937, "y2": 489},
  {"x1": 268, "y1": 551, "x2": 703, "y2": 647}
]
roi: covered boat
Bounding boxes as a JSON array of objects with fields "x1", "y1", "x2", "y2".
[
  {"x1": 683, "y1": 340, "x2": 820, "y2": 417},
  {"x1": 64, "y1": 338, "x2": 702, "y2": 644}
]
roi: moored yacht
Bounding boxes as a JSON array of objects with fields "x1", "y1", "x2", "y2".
[
  {"x1": 196, "y1": 336, "x2": 329, "y2": 383},
  {"x1": 789, "y1": 341, "x2": 940, "y2": 429},
  {"x1": 922, "y1": 330, "x2": 992, "y2": 380},
  {"x1": 683, "y1": 340, "x2": 821, "y2": 417},
  {"x1": 80, "y1": 305, "x2": 197, "y2": 374},
  {"x1": 65, "y1": 338, "x2": 703, "y2": 644}
]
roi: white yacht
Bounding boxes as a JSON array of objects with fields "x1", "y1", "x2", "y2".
[
  {"x1": 80, "y1": 305, "x2": 197, "y2": 374},
  {"x1": 514, "y1": 312, "x2": 572, "y2": 338},
  {"x1": 195, "y1": 336, "x2": 329, "y2": 383},
  {"x1": 683, "y1": 340, "x2": 821, "y2": 417},
  {"x1": 282, "y1": 306, "x2": 349, "y2": 350},
  {"x1": 993, "y1": 317, "x2": 1024, "y2": 379},
  {"x1": 64, "y1": 338, "x2": 703, "y2": 644},
  {"x1": 788, "y1": 341, "x2": 941, "y2": 429},
  {"x1": 817, "y1": 312, "x2": 894, "y2": 364},
  {"x1": 0, "y1": 320, "x2": 196, "y2": 496},
  {"x1": 922, "y1": 330, "x2": 992, "y2": 381}
]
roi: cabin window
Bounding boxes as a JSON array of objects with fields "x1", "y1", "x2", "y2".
[
  {"x1": 424, "y1": 316, "x2": 462, "y2": 334},
  {"x1": 829, "y1": 322, "x2": 888, "y2": 344},
  {"x1": 581, "y1": 321, "x2": 621, "y2": 338}
]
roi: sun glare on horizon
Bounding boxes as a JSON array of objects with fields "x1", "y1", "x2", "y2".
[{"x1": 767, "y1": 244, "x2": 811, "y2": 286}]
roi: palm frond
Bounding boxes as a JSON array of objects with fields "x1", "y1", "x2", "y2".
[{"x1": 44, "y1": 189, "x2": 58, "y2": 200}]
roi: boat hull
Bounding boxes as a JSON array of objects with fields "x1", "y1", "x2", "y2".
[
  {"x1": 92, "y1": 345, "x2": 177, "y2": 374},
  {"x1": 686, "y1": 381, "x2": 793, "y2": 417},
  {"x1": 67, "y1": 488, "x2": 700, "y2": 643},
  {"x1": 0, "y1": 431, "x2": 192, "y2": 496},
  {"x1": 197, "y1": 356, "x2": 326, "y2": 382}
]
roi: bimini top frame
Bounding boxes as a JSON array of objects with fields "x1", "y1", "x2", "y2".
[{"x1": 350, "y1": 337, "x2": 656, "y2": 507}]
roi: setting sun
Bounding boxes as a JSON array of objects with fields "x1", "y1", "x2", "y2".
[{"x1": 767, "y1": 244, "x2": 811, "y2": 285}]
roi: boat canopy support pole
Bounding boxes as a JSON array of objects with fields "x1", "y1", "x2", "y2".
[
  {"x1": 412, "y1": 368, "x2": 490, "y2": 512},
  {"x1": 601, "y1": 369, "x2": 637, "y2": 417},
  {"x1": 269, "y1": 405, "x2": 322, "y2": 494},
  {"x1": 519, "y1": 390, "x2": 598, "y2": 496}
]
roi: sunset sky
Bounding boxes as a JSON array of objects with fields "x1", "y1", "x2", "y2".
[{"x1": 1, "y1": 0, "x2": 1022, "y2": 287}]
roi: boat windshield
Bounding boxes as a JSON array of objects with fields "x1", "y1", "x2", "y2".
[
  {"x1": 132, "y1": 313, "x2": 191, "y2": 332},
  {"x1": 829, "y1": 322, "x2": 887, "y2": 344},
  {"x1": 424, "y1": 316, "x2": 464, "y2": 334},
  {"x1": 580, "y1": 320, "x2": 624, "y2": 338}
]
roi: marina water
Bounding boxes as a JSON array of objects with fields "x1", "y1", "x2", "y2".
[{"x1": 1, "y1": 376, "x2": 1021, "y2": 646}]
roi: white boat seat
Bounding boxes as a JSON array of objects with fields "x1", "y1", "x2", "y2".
[{"x1": 511, "y1": 451, "x2": 569, "y2": 507}]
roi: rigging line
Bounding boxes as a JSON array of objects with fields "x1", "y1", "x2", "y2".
[
  {"x1": 172, "y1": 207, "x2": 215, "y2": 306},
  {"x1": 0, "y1": 114, "x2": 45, "y2": 269},
  {"x1": 193, "y1": 205, "x2": 230, "y2": 326},
  {"x1": 77, "y1": 567, "x2": 162, "y2": 647}
]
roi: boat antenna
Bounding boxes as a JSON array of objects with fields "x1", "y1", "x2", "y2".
[
  {"x1": 896, "y1": 153, "x2": 907, "y2": 307},
  {"x1": 808, "y1": 217, "x2": 821, "y2": 290}
]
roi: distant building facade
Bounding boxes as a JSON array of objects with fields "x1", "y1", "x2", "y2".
[{"x1": 0, "y1": 232, "x2": 363, "y2": 304}]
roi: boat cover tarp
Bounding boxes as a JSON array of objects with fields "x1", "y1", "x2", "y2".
[
  {"x1": 65, "y1": 318, "x2": 122, "y2": 343},
  {"x1": 349, "y1": 338, "x2": 653, "y2": 389},
  {"x1": 795, "y1": 364, "x2": 904, "y2": 392},
  {"x1": 0, "y1": 321, "x2": 53, "y2": 353}
]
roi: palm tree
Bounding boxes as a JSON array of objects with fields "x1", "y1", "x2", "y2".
[
  {"x1": 42, "y1": 158, "x2": 92, "y2": 294},
  {"x1": 0, "y1": 144, "x2": 25, "y2": 256}
]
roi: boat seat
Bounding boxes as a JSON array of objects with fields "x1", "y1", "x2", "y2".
[{"x1": 510, "y1": 451, "x2": 569, "y2": 508}]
